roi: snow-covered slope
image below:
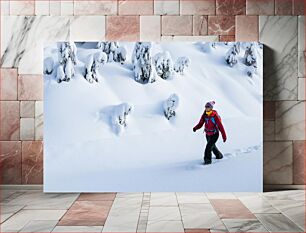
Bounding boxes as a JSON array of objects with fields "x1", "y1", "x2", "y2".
[{"x1": 44, "y1": 42, "x2": 263, "y2": 192}]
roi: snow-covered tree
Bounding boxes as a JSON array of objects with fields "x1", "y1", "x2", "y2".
[
  {"x1": 174, "y1": 57, "x2": 191, "y2": 75},
  {"x1": 64, "y1": 58, "x2": 75, "y2": 81},
  {"x1": 56, "y1": 64, "x2": 66, "y2": 83},
  {"x1": 84, "y1": 54, "x2": 98, "y2": 83},
  {"x1": 111, "y1": 103, "x2": 133, "y2": 134},
  {"x1": 56, "y1": 42, "x2": 77, "y2": 83},
  {"x1": 198, "y1": 42, "x2": 216, "y2": 53},
  {"x1": 244, "y1": 43, "x2": 257, "y2": 68},
  {"x1": 132, "y1": 42, "x2": 157, "y2": 84},
  {"x1": 246, "y1": 66, "x2": 256, "y2": 78},
  {"x1": 163, "y1": 94, "x2": 179, "y2": 120},
  {"x1": 225, "y1": 42, "x2": 240, "y2": 67},
  {"x1": 94, "y1": 51, "x2": 108, "y2": 65},
  {"x1": 44, "y1": 57, "x2": 54, "y2": 75},
  {"x1": 97, "y1": 42, "x2": 126, "y2": 64},
  {"x1": 153, "y1": 51, "x2": 175, "y2": 80},
  {"x1": 114, "y1": 46, "x2": 127, "y2": 64}
]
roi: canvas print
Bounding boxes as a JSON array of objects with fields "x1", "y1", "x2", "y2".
[{"x1": 44, "y1": 41, "x2": 263, "y2": 192}]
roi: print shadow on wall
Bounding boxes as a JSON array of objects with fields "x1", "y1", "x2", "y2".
[{"x1": 43, "y1": 41, "x2": 263, "y2": 192}]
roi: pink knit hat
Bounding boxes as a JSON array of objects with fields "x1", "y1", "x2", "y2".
[{"x1": 205, "y1": 101, "x2": 215, "y2": 108}]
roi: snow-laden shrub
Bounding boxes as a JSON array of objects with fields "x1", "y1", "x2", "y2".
[
  {"x1": 44, "y1": 57, "x2": 54, "y2": 75},
  {"x1": 225, "y1": 42, "x2": 240, "y2": 67},
  {"x1": 174, "y1": 57, "x2": 191, "y2": 75},
  {"x1": 56, "y1": 64, "x2": 66, "y2": 83},
  {"x1": 153, "y1": 51, "x2": 175, "y2": 80},
  {"x1": 163, "y1": 94, "x2": 179, "y2": 120},
  {"x1": 198, "y1": 42, "x2": 216, "y2": 53},
  {"x1": 114, "y1": 46, "x2": 127, "y2": 64},
  {"x1": 132, "y1": 42, "x2": 157, "y2": 84},
  {"x1": 94, "y1": 51, "x2": 107, "y2": 65},
  {"x1": 244, "y1": 43, "x2": 257, "y2": 68},
  {"x1": 111, "y1": 103, "x2": 133, "y2": 134},
  {"x1": 64, "y1": 58, "x2": 75, "y2": 81},
  {"x1": 84, "y1": 54, "x2": 99, "y2": 83},
  {"x1": 97, "y1": 42, "x2": 126, "y2": 64},
  {"x1": 58, "y1": 42, "x2": 77, "y2": 65}
]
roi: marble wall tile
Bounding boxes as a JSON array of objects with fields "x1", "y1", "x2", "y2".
[
  {"x1": 140, "y1": 16, "x2": 161, "y2": 41},
  {"x1": 50, "y1": 1, "x2": 61, "y2": 15},
  {"x1": 264, "y1": 141, "x2": 293, "y2": 184},
  {"x1": 74, "y1": 1, "x2": 117, "y2": 15},
  {"x1": 293, "y1": 0, "x2": 305, "y2": 15},
  {"x1": 298, "y1": 16, "x2": 305, "y2": 78},
  {"x1": 235, "y1": 15, "x2": 258, "y2": 41},
  {"x1": 20, "y1": 118, "x2": 35, "y2": 140},
  {"x1": 61, "y1": 0, "x2": 74, "y2": 16},
  {"x1": 154, "y1": 0, "x2": 179, "y2": 15},
  {"x1": 0, "y1": 68, "x2": 18, "y2": 100},
  {"x1": 180, "y1": 0, "x2": 215, "y2": 15},
  {"x1": 259, "y1": 16, "x2": 298, "y2": 100},
  {"x1": 162, "y1": 16, "x2": 192, "y2": 36},
  {"x1": 298, "y1": 78, "x2": 305, "y2": 100},
  {"x1": 263, "y1": 101, "x2": 275, "y2": 120},
  {"x1": 1, "y1": 0, "x2": 10, "y2": 15},
  {"x1": 21, "y1": 141, "x2": 43, "y2": 184},
  {"x1": 35, "y1": 1, "x2": 50, "y2": 15},
  {"x1": 161, "y1": 35, "x2": 218, "y2": 42},
  {"x1": 20, "y1": 101, "x2": 35, "y2": 118},
  {"x1": 219, "y1": 35, "x2": 235, "y2": 42},
  {"x1": 216, "y1": 0, "x2": 246, "y2": 15},
  {"x1": 1, "y1": 16, "x2": 70, "y2": 74},
  {"x1": 0, "y1": 101, "x2": 20, "y2": 140},
  {"x1": 106, "y1": 16, "x2": 140, "y2": 41},
  {"x1": 119, "y1": 0, "x2": 153, "y2": 15},
  {"x1": 264, "y1": 120, "x2": 275, "y2": 141},
  {"x1": 10, "y1": 0, "x2": 35, "y2": 15},
  {"x1": 275, "y1": 101, "x2": 305, "y2": 140},
  {"x1": 208, "y1": 16, "x2": 235, "y2": 35},
  {"x1": 0, "y1": 141, "x2": 22, "y2": 184},
  {"x1": 70, "y1": 16, "x2": 106, "y2": 41},
  {"x1": 275, "y1": 0, "x2": 293, "y2": 15},
  {"x1": 293, "y1": 140, "x2": 305, "y2": 185},
  {"x1": 246, "y1": 0, "x2": 274, "y2": 15},
  {"x1": 18, "y1": 75, "x2": 43, "y2": 100},
  {"x1": 193, "y1": 16, "x2": 208, "y2": 36},
  {"x1": 35, "y1": 101, "x2": 43, "y2": 140}
]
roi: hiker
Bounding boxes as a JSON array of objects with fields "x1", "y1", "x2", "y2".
[{"x1": 193, "y1": 101, "x2": 227, "y2": 165}]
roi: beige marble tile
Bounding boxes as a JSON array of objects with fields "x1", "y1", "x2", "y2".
[
  {"x1": 223, "y1": 219, "x2": 268, "y2": 232},
  {"x1": 162, "y1": 16, "x2": 192, "y2": 36},
  {"x1": 150, "y1": 192, "x2": 178, "y2": 206},
  {"x1": 49, "y1": 1, "x2": 61, "y2": 15},
  {"x1": 176, "y1": 193, "x2": 210, "y2": 204},
  {"x1": 61, "y1": 1, "x2": 74, "y2": 16},
  {"x1": 20, "y1": 101, "x2": 35, "y2": 118},
  {"x1": 35, "y1": 101, "x2": 43, "y2": 140},
  {"x1": 52, "y1": 226, "x2": 103, "y2": 232},
  {"x1": 206, "y1": 193, "x2": 236, "y2": 199},
  {"x1": 193, "y1": 16, "x2": 208, "y2": 36},
  {"x1": 0, "y1": 68, "x2": 18, "y2": 100},
  {"x1": 1, "y1": 0, "x2": 10, "y2": 15},
  {"x1": 297, "y1": 78, "x2": 305, "y2": 100},
  {"x1": 20, "y1": 118, "x2": 35, "y2": 140},
  {"x1": 154, "y1": 0, "x2": 179, "y2": 15},
  {"x1": 1, "y1": 204, "x2": 25, "y2": 223},
  {"x1": 146, "y1": 220, "x2": 184, "y2": 232},
  {"x1": 180, "y1": 0, "x2": 215, "y2": 15},
  {"x1": 118, "y1": 0, "x2": 153, "y2": 15},
  {"x1": 238, "y1": 196, "x2": 279, "y2": 214},
  {"x1": 140, "y1": 16, "x2": 161, "y2": 41},
  {"x1": 298, "y1": 16, "x2": 305, "y2": 78},
  {"x1": 20, "y1": 220, "x2": 58, "y2": 232},
  {"x1": 246, "y1": 0, "x2": 274, "y2": 15},
  {"x1": 148, "y1": 206, "x2": 181, "y2": 221},
  {"x1": 35, "y1": 1, "x2": 50, "y2": 15},
  {"x1": 161, "y1": 35, "x2": 218, "y2": 42},
  {"x1": 74, "y1": 1, "x2": 117, "y2": 15},
  {"x1": 275, "y1": 101, "x2": 305, "y2": 140},
  {"x1": 10, "y1": 0, "x2": 35, "y2": 15},
  {"x1": 0, "y1": 101, "x2": 20, "y2": 140}
]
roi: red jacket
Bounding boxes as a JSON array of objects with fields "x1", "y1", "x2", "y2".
[{"x1": 193, "y1": 110, "x2": 227, "y2": 141}]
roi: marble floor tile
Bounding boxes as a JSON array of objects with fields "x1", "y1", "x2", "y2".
[
  {"x1": 146, "y1": 220, "x2": 184, "y2": 232},
  {"x1": 148, "y1": 206, "x2": 181, "y2": 221},
  {"x1": 77, "y1": 193, "x2": 116, "y2": 201},
  {"x1": 19, "y1": 220, "x2": 58, "y2": 232},
  {"x1": 179, "y1": 203, "x2": 216, "y2": 214},
  {"x1": 256, "y1": 213, "x2": 304, "y2": 232},
  {"x1": 52, "y1": 225, "x2": 103, "y2": 232},
  {"x1": 206, "y1": 193, "x2": 237, "y2": 199},
  {"x1": 1, "y1": 204, "x2": 25, "y2": 223},
  {"x1": 222, "y1": 219, "x2": 269, "y2": 232},
  {"x1": 262, "y1": 190, "x2": 305, "y2": 201},
  {"x1": 176, "y1": 193, "x2": 210, "y2": 204},
  {"x1": 0, "y1": 209, "x2": 66, "y2": 232},
  {"x1": 181, "y1": 211, "x2": 221, "y2": 229},
  {"x1": 238, "y1": 196, "x2": 279, "y2": 214},
  {"x1": 184, "y1": 229, "x2": 210, "y2": 233},
  {"x1": 150, "y1": 192, "x2": 178, "y2": 206},
  {"x1": 210, "y1": 199, "x2": 256, "y2": 219}
]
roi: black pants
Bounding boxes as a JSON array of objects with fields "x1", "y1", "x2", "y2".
[{"x1": 204, "y1": 132, "x2": 223, "y2": 162}]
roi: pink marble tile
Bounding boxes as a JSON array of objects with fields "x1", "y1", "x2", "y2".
[
  {"x1": 246, "y1": 0, "x2": 274, "y2": 15},
  {"x1": 210, "y1": 199, "x2": 256, "y2": 219},
  {"x1": 0, "y1": 141, "x2": 22, "y2": 184},
  {"x1": 74, "y1": 0, "x2": 117, "y2": 15},
  {"x1": 264, "y1": 101, "x2": 275, "y2": 120},
  {"x1": 236, "y1": 15, "x2": 258, "y2": 41},
  {"x1": 0, "y1": 69, "x2": 18, "y2": 100},
  {"x1": 180, "y1": 0, "x2": 215, "y2": 15},
  {"x1": 18, "y1": 75, "x2": 43, "y2": 101},
  {"x1": 219, "y1": 35, "x2": 235, "y2": 42},
  {"x1": 106, "y1": 16, "x2": 140, "y2": 41},
  {"x1": 208, "y1": 16, "x2": 235, "y2": 36},
  {"x1": 216, "y1": 0, "x2": 246, "y2": 15},
  {"x1": 20, "y1": 101, "x2": 35, "y2": 118},
  {"x1": 162, "y1": 16, "x2": 192, "y2": 36},
  {"x1": 185, "y1": 229, "x2": 210, "y2": 233},
  {"x1": 193, "y1": 16, "x2": 208, "y2": 36},
  {"x1": 58, "y1": 201, "x2": 113, "y2": 226},
  {"x1": 275, "y1": 0, "x2": 293, "y2": 15},
  {"x1": 0, "y1": 101, "x2": 20, "y2": 140},
  {"x1": 22, "y1": 141, "x2": 43, "y2": 184},
  {"x1": 293, "y1": 0, "x2": 305, "y2": 15},
  {"x1": 119, "y1": 0, "x2": 153, "y2": 15},
  {"x1": 77, "y1": 193, "x2": 117, "y2": 201},
  {"x1": 293, "y1": 140, "x2": 305, "y2": 184},
  {"x1": 10, "y1": 0, "x2": 35, "y2": 15}
]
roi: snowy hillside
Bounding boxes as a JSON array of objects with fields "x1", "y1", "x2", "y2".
[{"x1": 44, "y1": 42, "x2": 263, "y2": 192}]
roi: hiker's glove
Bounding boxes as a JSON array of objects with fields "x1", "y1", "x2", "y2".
[
  {"x1": 223, "y1": 137, "x2": 227, "y2": 142},
  {"x1": 193, "y1": 127, "x2": 196, "y2": 132}
]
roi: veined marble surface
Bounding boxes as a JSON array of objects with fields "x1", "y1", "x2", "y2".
[
  {"x1": 259, "y1": 16, "x2": 298, "y2": 101},
  {"x1": 1, "y1": 16, "x2": 70, "y2": 74},
  {"x1": 298, "y1": 16, "x2": 305, "y2": 78}
]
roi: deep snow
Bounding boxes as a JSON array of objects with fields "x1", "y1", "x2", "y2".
[{"x1": 44, "y1": 42, "x2": 263, "y2": 192}]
